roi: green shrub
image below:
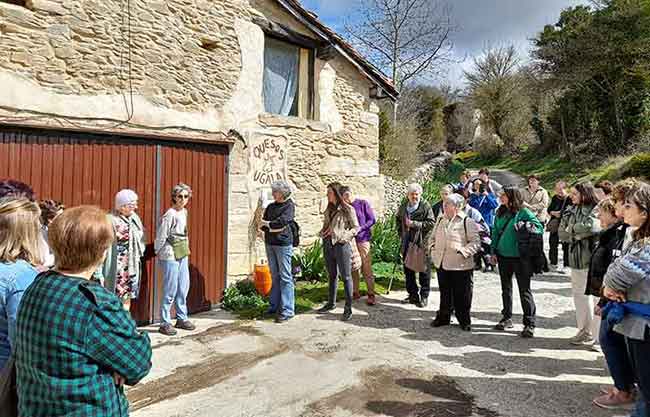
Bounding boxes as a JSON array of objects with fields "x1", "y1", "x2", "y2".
[
  {"x1": 371, "y1": 217, "x2": 401, "y2": 264},
  {"x1": 292, "y1": 240, "x2": 327, "y2": 282},
  {"x1": 623, "y1": 153, "x2": 650, "y2": 179},
  {"x1": 222, "y1": 279, "x2": 267, "y2": 312}
]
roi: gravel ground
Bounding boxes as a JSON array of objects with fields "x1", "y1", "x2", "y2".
[
  {"x1": 130, "y1": 266, "x2": 617, "y2": 417},
  {"x1": 131, "y1": 170, "x2": 619, "y2": 417}
]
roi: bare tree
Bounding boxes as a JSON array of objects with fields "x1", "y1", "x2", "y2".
[
  {"x1": 465, "y1": 45, "x2": 532, "y2": 147},
  {"x1": 345, "y1": 0, "x2": 455, "y2": 91}
]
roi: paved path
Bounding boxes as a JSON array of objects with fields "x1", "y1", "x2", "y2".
[
  {"x1": 489, "y1": 169, "x2": 525, "y2": 188},
  {"x1": 131, "y1": 267, "x2": 616, "y2": 417}
]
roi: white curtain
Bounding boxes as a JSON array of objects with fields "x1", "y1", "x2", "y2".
[{"x1": 263, "y1": 37, "x2": 299, "y2": 116}]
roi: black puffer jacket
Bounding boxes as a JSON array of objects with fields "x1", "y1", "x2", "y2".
[
  {"x1": 586, "y1": 221, "x2": 627, "y2": 297},
  {"x1": 515, "y1": 220, "x2": 546, "y2": 274}
]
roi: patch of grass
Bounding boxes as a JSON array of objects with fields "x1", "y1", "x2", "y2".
[
  {"x1": 227, "y1": 262, "x2": 406, "y2": 320},
  {"x1": 462, "y1": 151, "x2": 643, "y2": 191}
]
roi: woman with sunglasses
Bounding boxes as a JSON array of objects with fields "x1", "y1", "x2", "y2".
[
  {"x1": 155, "y1": 183, "x2": 194, "y2": 336},
  {"x1": 95, "y1": 190, "x2": 146, "y2": 312}
]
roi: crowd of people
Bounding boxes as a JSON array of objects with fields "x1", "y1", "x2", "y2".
[
  {"x1": 3, "y1": 168, "x2": 650, "y2": 415},
  {"x1": 0, "y1": 179, "x2": 203, "y2": 415},
  {"x1": 259, "y1": 170, "x2": 650, "y2": 416}
]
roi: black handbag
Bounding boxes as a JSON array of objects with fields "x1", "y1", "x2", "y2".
[{"x1": 0, "y1": 356, "x2": 18, "y2": 417}]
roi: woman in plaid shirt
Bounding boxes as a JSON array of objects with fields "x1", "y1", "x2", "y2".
[{"x1": 15, "y1": 206, "x2": 152, "y2": 416}]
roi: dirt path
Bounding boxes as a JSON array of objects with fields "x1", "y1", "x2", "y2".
[{"x1": 131, "y1": 261, "x2": 615, "y2": 417}]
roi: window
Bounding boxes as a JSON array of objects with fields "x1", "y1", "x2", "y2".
[{"x1": 263, "y1": 36, "x2": 314, "y2": 119}]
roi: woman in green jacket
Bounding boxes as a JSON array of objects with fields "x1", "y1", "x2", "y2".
[
  {"x1": 491, "y1": 187, "x2": 543, "y2": 338},
  {"x1": 559, "y1": 182, "x2": 601, "y2": 348}
]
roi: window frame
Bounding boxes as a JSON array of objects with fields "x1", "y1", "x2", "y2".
[{"x1": 255, "y1": 18, "x2": 316, "y2": 120}]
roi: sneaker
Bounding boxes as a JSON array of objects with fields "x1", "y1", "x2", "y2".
[
  {"x1": 401, "y1": 296, "x2": 419, "y2": 305},
  {"x1": 275, "y1": 315, "x2": 293, "y2": 324},
  {"x1": 549, "y1": 264, "x2": 558, "y2": 272},
  {"x1": 175, "y1": 320, "x2": 196, "y2": 331},
  {"x1": 342, "y1": 309, "x2": 352, "y2": 321},
  {"x1": 556, "y1": 267, "x2": 568, "y2": 274},
  {"x1": 593, "y1": 389, "x2": 636, "y2": 410},
  {"x1": 460, "y1": 324, "x2": 472, "y2": 332},
  {"x1": 416, "y1": 297, "x2": 428, "y2": 308},
  {"x1": 589, "y1": 343, "x2": 602, "y2": 353},
  {"x1": 600, "y1": 386, "x2": 616, "y2": 395},
  {"x1": 494, "y1": 318, "x2": 514, "y2": 330},
  {"x1": 353, "y1": 292, "x2": 361, "y2": 300},
  {"x1": 366, "y1": 294, "x2": 376, "y2": 306},
  {"x1": 521, "y1": 325, "x2": 535, "y2": 338},
  {"x1": 159, "y1": 323, "x2": 177, "y2": 336},
  {"x1": 570, "y1": 332, "x2": 594, "y2": 345},
  {"x1": 317, "y1": 304, "x2": 335, "y2": 313}
]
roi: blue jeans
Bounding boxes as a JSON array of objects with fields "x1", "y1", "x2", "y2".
[
  {"x1": 600, "y1": 315, "x2": 636, "y2": 392},
  {"x1": 266, "y1": 245, "x2": 294, "y2": 319},
  {"x1": 631, "y1": 394, "x2": 647, "y2": 417},
  {"x1": 159, "y1": 257, "x2": 190, "y2": 325}
]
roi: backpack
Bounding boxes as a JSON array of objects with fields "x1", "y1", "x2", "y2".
[
  {"x1": 289, "y1": 221, "x2": 300, "y2": 247},
  {"x1": 462, "y1": 217, "x2": 482, "y2": 270}
]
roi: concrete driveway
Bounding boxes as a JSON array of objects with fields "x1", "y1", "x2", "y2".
[{"x1": 130, "y1": 267, "x2": 616, "y2": 417}]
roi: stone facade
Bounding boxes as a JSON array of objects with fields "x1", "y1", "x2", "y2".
[{"x1": 0, "y1": 0, "x2": 386, "y2": 280}]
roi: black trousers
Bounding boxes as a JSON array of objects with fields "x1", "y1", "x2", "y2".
[
  {"x1": 498, "y1": 256, "x2": 536, "y2": 327},
  {"x1": 404, "y1": 265, "x2": 431, "y2": 301},
  {"x1": 436, "y1": 268, "x2": 473, "y2": 326},
  {"x1": 548, "y1": 232, "x2": 569, "y2": 267}
]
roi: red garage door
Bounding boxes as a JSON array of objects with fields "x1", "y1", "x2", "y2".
[{"x1": 0, "y1": 127, "x2": 228, "y2": 325}]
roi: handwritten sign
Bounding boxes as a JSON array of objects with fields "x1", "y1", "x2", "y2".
[{"x1": 250, "y1": 136, "x2": 287, "y2": 188}]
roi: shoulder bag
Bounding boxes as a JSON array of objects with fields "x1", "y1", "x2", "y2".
[
  {"x1": 546, "y1": 197, "x2": 568, "y2": 233},
  {"x1": 404, "y1": 228, "x2": 427, "y2": 273},
  {"x1": 169, "y1": 214, "x2": 191, "y2": 260}
]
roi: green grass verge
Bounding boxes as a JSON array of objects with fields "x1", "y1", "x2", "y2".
[
  {"x1": 233, "y1": 262, "x2": 406, "y2": 320},
  {"x1": 458, "y1": 150, "x2": 645, "y2": 191}
]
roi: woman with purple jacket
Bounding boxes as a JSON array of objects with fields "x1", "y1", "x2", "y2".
[{"x1": 342, "y1": 186, "x2": 377, "y2": 305}]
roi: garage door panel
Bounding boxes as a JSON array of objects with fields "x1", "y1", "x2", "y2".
[{"x1": 0, "y1": 128, "x2": 227, "y2": 324}]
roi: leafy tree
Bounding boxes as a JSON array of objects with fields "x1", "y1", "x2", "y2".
[{"x1": 532, "y1": 0, "x2": 650, "y2": 158}]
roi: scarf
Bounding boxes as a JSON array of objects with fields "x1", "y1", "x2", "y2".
[{"x1": 406, "y1": 200, "x2": 420, "y2": 215}]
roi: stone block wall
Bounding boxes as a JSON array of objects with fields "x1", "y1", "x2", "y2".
[{"x1": 0, "y1": 0, "x2": 385, "y2": 281}]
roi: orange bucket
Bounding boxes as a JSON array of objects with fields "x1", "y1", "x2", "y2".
[{"x1": 254, "y1": 263, "x2": 272, "y2": 297}]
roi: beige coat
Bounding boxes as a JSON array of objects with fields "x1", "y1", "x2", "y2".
[
  {"x1": 430, "y1": 212, "x2": 481, "y2": 271},
  {"x1": 321, "y1": 204, "x2": 359, "y2": 245},
  {"x1": 521, "y1": 186, "x2": 550, "y2": 223}
]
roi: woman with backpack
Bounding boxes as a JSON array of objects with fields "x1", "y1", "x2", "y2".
[
  {"x1": 430, "y1": 194, "x2": 481, "y2": 331},
  {"x1": 491, "y1": 187, "x2": 543, "y2": 338},
  {"x1": 260, "y1": 180, "x2": 296, "y2": 324},
  {"x1": 559, "y1": 182, "x2": 601, "y2": 348}
]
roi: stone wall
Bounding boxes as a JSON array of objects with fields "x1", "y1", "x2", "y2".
[
  {"x1": 0, "y1": 0, "x2": 385, "y2": 281},
  {"x1": 382, "y1": 152, "x2": 453, "y2": 216}
]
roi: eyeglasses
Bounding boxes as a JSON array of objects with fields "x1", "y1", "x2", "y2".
[{"x1": 178, "y1": 194, "x2": 190, "y2": 200}]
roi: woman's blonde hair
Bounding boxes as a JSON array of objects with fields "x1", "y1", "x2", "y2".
[{"x1": 0, "y1": 198, "x2": 43, "y2": 265}]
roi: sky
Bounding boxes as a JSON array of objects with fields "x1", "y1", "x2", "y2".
[{"x1": 300, "y1": 0, "x2": 588, "y2": 88}]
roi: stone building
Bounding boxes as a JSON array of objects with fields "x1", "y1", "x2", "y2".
[{"x1": 0, "y1": 0, "x2": 397, "y2": 321}]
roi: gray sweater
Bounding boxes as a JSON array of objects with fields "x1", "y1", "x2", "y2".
[
  {"x1": 603, "y1": 238, "x2": 650, "y2": 340},
  {"x1": 154, "y1": 208, "x2": 189, "y2": 261}
]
